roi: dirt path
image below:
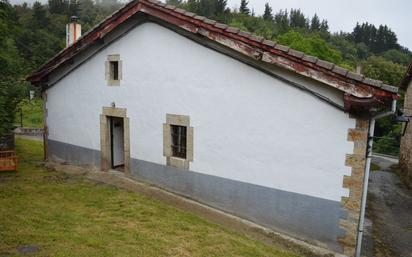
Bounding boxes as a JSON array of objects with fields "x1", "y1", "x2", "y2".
[{"x1": 363, "y1": 156, "x2": 412, "y2": 257}]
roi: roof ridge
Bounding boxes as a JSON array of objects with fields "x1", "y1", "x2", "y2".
[
  {"x1": 27, "y1": 0, "x2": 398, "y2": 95},
  {"x1": 145, "y1": 0, "x2": 397, "y2": 93}
]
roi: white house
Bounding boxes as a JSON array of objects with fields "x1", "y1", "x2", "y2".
[{"x1": 27, "y1": 0, "x2": 399, "y2": 255}]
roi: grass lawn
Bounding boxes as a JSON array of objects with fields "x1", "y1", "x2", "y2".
[{"x1": 0, "y1": 139, "x2": 303, "y2": 257}]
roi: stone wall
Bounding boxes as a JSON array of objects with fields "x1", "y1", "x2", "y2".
[
  {"x1": 400, "y1": 82, "x2": 412, "y2": 187},
  {"x1": 339, "y1": 118, "x2": 369, "y2": 256}
]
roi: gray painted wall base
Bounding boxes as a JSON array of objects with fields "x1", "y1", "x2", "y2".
[
  {"x1": 48, "y1": 139, "x2": 100, "y2": 167},
  {"x1": 48, "y1": 139, "x2": 345, "y2": 252}
]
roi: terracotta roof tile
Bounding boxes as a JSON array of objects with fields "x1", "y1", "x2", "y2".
[
  {"x1": 363, "y1": 78, "x2": 383, "y2": 88},
  {"x1": 194, "y1": 15, "x2": 205, "y2": 21},
  {"x1": 316, "y1": 60, "x2": 334, "y2": 70},
  {"x1": 183, "y1": 11, "x2": 196, "y2": 17},
  {"x1": 204, "y1": 18, "x2": 216, "y2": 25},
  {"x1": 274, "y1": 44, "x2": 289, "y2": 52},
  {"x1": 288, "y1": 49, "x2": 304, "y2": 59},
  {"x1": 214, "y1": 23, "x2": 228, "y2": 29},
  {"x1": 165, "y1": 4, "x2": 176, "y2": 10},
  {"x1": 332, "y1": 66, "x2": 349, "y2": 77},
  {"x1": 262, "y1": 39, "x2": 276, "y2": 47},
  {"x1": 347, "y1": 71, "x2": 364, "y2": 82},
  {"x1": 302, "y1": 55, "x2": 318, "y2": 63},
  {"x1": 174, "y1": 8, "x2": 185, "y2": 13},
  {"x1": 381, "y1": 84, "x2": 398, "y2": 93},
  {"x1": 225, "y1": 26, "x2": 240, "y2": 33},
  {"x1": 238, "y1": 30, "x2": 252, "y2": 38},
  {"x1": 250, "y1": 35, "x2": 264, "y2": 43}
]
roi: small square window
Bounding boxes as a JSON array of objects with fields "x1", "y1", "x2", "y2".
[
  {"x1": 170, "y1": 125, "x2": 187, "y2": 159},
  {"x1": 110, "y1": 61, "x2": 119, "y2": 81},
  {"x1": 106, "y1": 55, "x2": 121, "y2": 85}
]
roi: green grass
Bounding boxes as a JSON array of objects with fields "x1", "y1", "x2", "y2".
[
  {"x1": 15, "y1": 98, "x2": 44, "y2": 128},
  {"x1": 0, "y1": 139, "x2": 302, "y2": 257}
]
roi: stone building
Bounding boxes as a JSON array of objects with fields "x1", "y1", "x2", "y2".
[
  {"x1": 400, "y1": 61, "x2": 412, "y2": 187},
  {"x1": 27, "y1": 0, "x2": 399, "y2": 255}
]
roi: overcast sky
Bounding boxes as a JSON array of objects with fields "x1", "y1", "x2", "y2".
[{"x1": 10, "y1": 0, "x2": 412, "y2": 49}]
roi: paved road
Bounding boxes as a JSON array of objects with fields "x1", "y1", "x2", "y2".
[{"x1": 362, "y1": 156, "x2": 412, "y2": 257}]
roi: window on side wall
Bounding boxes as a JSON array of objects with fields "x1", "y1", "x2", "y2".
[
  {"x1": 171, "y1": 125, "x2": 187, "y2": 159},
  {"x1": 163, "y1": 114, "x2": 193, "y2": 170},
  {"x1": 106, "y1": 54, "x2": 122, "y2": 86},
  {"x1": 110, "y1": 61, "x2": 119, "y2": 80}
]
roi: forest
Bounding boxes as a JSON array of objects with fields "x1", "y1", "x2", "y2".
[{"x1": 0, "y1": 0, "x2": 410, "y2": 155}]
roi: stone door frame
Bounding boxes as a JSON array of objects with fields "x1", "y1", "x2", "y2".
[{"x1": 100, "y1": 106, "x2": 130, "y2": 175}]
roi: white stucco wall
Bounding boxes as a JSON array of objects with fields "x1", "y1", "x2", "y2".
[{"x1": 46, "y1": 22, "x2": 355, "y2": 202}]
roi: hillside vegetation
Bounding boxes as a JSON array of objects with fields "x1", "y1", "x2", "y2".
[{"x1": 1, "y1": 0, "x2": 410, "y2": 155}]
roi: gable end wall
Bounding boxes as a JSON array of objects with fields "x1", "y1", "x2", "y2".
[{"x1": 43, "y1": 22, "x2": 368, "y2": 254}]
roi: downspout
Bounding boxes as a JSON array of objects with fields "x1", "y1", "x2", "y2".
[{"x1": 355, "y1": 99, "x2": 397, "y2": 257}]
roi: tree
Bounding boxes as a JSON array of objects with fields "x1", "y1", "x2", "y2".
[
  {"x1": 0, "y1": 0, "x2": 27, "y2": 135},
  {"x1": 329, "y1": 33, "x2": 358, "y2": 66},
  {"x1": 381, "y1": 49, "x2": 411, "y2": 65},
  {"x1": 185, "y1": 0, "x2": 199, "y2": 12},
  {"x1": 362, "y1": 56, "x2": 406, "y2": 86},
  {"x1": 262, "y1": 2, "x2": 273, "y2": 21},
  {"x1": 319, "y1": 19, "x2": 328, "y2": 33},
  {"x1": 48, "y1": 0, "x2": 68, "y2": 15},
  {"x1": 32, "y1": 1, "x2": 48, "y2": 27},
  {"x1": 78, "y1": 0, "x2": 98, "y2": 29},
  {"x1": 310, "y1": 13, "x2": 320, "y2": 31},
  {"x1": 351, "y1": 22, "x2": 399, "y2": 54},
  {"x1": 68, "y1": 0, "x2": 80, "y2": 17},
  {"x1": 289, "y1": 9, "x2": 308, "y2": 29},
  {"x1": 239, "y1": 0, "x2": 250, "y2": 15},
  {"x1": 215, "y1": 0, "x2": 227, "y2": 15},
  {"x1": 273, "y1": 9, "x2": 289, "y2": 34},
  {"x1": 166, "y1": 0, "x2": 182, "y2": 5},
  {"x1": 277, "y1": 30, "x2": 343, "y2": 64}
]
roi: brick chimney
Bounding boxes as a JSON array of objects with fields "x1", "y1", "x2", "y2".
[{"x1": 66, "y1": 16, "x2": 81, "y2": 47}]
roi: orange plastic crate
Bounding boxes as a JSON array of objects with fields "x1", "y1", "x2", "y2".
[{"x1": 0, "y1": 150, "x2": 17, "y2": 172}]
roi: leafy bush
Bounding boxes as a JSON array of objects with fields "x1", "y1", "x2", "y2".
[
  {"x1": 277, "y1": 30, "x2": 344, "y2": 65},
  {"x1": 362, "y1": 56, "x2": 406, "y2": 86}
]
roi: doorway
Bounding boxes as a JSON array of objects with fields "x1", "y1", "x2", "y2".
[
  {"x1": 100, "y1": 107, "x2": 130, "y2": 174},
  {"x1": 109, "y1": 116, "x2": 124, "y2": 171}
]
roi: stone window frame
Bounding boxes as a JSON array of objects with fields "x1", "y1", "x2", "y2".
[
  {"x1": 163, "y1": 114, "x2": 193, "y2": 170},
  {"x1": 100, "y1": 106, "x2": 130, "y2": 174},
  {"x1": 105, "y1": 54, "x2": 122, "y2": 86}
]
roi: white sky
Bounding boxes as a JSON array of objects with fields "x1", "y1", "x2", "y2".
[{"x1": 10, "y1": 0, "x2": 412, "y2": 49}]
